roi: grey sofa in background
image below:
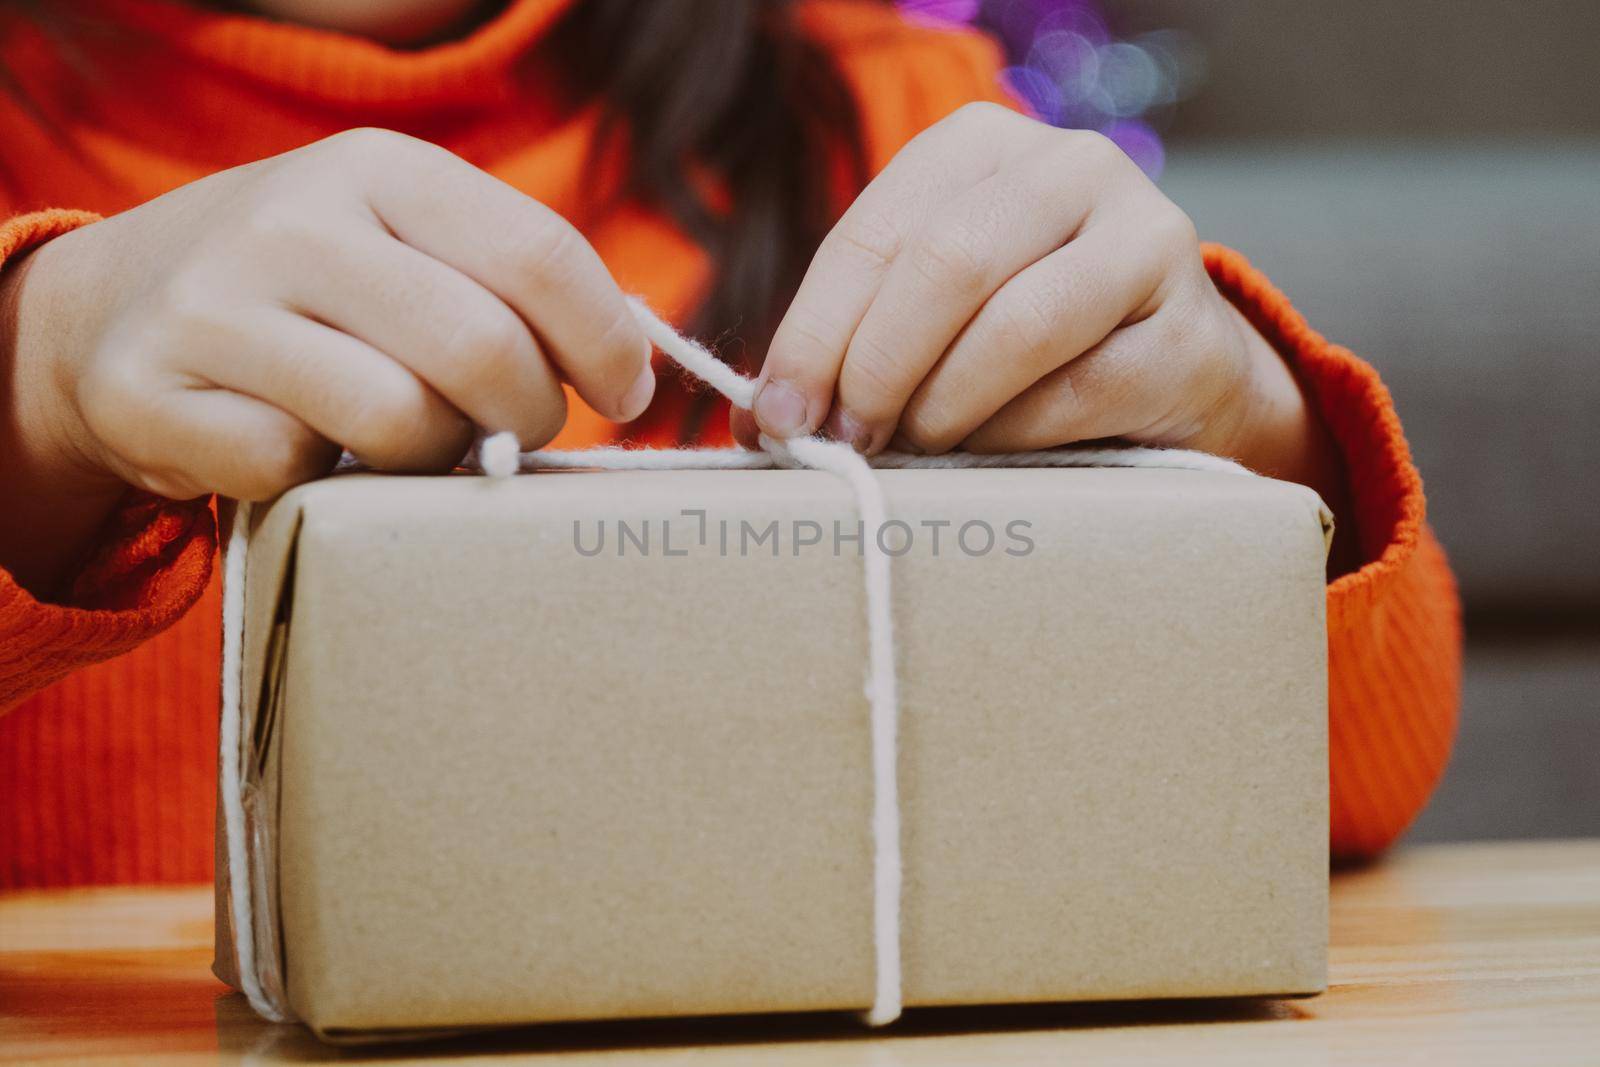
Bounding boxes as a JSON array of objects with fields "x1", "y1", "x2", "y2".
[
  {"x1": 1110, "y1": 0, "x2": 1600, "y2": 841},
  {"x1": 1162, "y1": 143, "x2": 1600, "y2": 611}
]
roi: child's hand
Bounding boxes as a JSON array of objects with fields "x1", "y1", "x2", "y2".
[
  {"x1": 734, "y1": 103, "x2": 1335, "y2": 492},
  {"x1": 10, "y1": 128, "x2": 653, "y2": 503}
]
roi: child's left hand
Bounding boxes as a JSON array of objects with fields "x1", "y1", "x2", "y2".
[{"x1": 733, "y1": 103, "x2": 1338, "y2": 495}]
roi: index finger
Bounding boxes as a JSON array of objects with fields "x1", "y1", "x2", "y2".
[
  {"x1": 754, "y1": 103, "x2": 1038, "y2": 440},
  {"x1": 341, "y1": 131, "x2": 654, "y2": 424}
]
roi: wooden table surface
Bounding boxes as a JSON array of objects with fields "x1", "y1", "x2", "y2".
[{"x1": 3, "y1": 839, "x2": 1598, "y2": 1065}]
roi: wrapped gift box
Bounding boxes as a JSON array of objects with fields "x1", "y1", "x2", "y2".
[{"x1": 215, "y1": 465, "x2": 1332, "y2": 1040}]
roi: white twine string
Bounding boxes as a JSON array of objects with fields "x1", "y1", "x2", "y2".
[
  {"x1": 219, "y1": 496, "x2": 285, "y2": 1023},
  {"x1": 220, "y1": 297, "x2": 1250, "y2": 1027}
]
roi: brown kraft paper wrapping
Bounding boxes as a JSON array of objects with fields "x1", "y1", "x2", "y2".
[{"x1": 215, "y1": 465, "x2": 1332, "y2": 1040}]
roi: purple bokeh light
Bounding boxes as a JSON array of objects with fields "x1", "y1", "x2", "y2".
[
  {"x1": 897, "y1": 0, "x2": 1202, "y2": 179},
  {"x1": 1103, "y1": 119, "x2": 1165, "y2": 177}
]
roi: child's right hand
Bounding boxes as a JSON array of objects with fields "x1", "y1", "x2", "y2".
[{"x1": 7, "y1": 128, "x2": 654, "y2": 503}]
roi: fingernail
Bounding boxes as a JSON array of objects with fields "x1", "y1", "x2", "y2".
[
  {"x1": 825, "y1": 408, "x2": 874, "y2": 454},
  {"x1": 620, "y1": 362, "x2": 656, "y2": 422},
  {"x1": 754, "y1": 379, "x2": 808, "y2": 438}
]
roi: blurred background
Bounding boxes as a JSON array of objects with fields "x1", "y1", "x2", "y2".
[{"x1": 910, "y1": 0, "x2": 1600, "y2": 842}]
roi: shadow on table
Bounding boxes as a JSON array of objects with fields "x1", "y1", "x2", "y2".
[{"x1": 216, "y1": 990, "x2": 1313, "y2": 1061}]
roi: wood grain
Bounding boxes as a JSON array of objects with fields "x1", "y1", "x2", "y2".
[{"x1": 2, "y1": 839, "x2": 1598, "y2": 1065}]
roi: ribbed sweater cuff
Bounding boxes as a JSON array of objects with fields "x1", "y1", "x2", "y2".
[
  {"x1": 1202, "y1": 243, "x2": 1428, "y2": 632},
  {"x1": 1205, "y1": 244, "x2": 1461, "y2": 857},
  {"x1": 0, "y1": 209, "x2": 102, "y2": 262},
  {"x1": 1, "y1": 210, "x2": 218, "y2": 712},
  {"x1": 0, "y1": 497, "x2": 216, "y2": 708}
]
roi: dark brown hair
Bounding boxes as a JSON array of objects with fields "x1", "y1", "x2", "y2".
[
  {"x1": 0, "y1": 1, "x2": 868, "y2": 441},
  {"x1": 556, "y1": 0, "x2": 866, "y2": 438}
]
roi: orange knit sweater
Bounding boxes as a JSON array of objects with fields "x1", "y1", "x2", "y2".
[{"x1": 0, "y1": 0, "x2": 1460, "y2": 888}]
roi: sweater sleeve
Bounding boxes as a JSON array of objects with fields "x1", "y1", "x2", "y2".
[
  {"x1": 797, "y1": 0, "x2": 1017, "y2": 175},
  {"x1": 1204, "y1": 244, "x2": 1463, "y2": 860},
  {"x1": 0, "y1": 210, "x2": 218, "y2": 713}
]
